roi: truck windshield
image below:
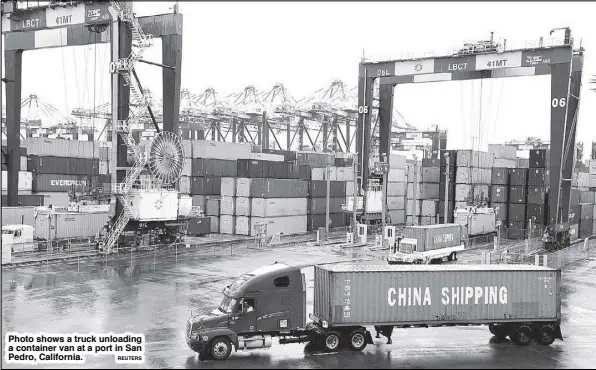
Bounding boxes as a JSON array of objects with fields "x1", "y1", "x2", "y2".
[
  {"x1": 219, "y1": 295, "x2": 237, "y2": 314},
  {"x1": 2, "y1": 230, "x2": 14, "y2": 235}
]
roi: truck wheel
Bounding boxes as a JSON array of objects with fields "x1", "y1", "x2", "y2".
[
  {"x1": 488, "y1": 324, "x2": 507, "y2": 340},
  {"x1": 210, "y1": 337, "x2": 232, "y2": 361},
  {"x1": 451, "y1": 252, "x2": 458, "y2": 261},
  {"x1": 511, "y1": 325, "x2": 532, "y2": 346},
  {"x1": 198, "y1": 348, "x2": 211, "y2": 361},
  {"x1": 323, "y1": 331, "x2": 341, "y2": 352},
  {"x1": 536, "y1": 325, "x2": 556, "y2": 346},
  {"x1": 348, "y1": 330, "x2": 367, "y2": 351}
]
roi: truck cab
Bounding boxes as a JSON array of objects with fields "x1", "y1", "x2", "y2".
[
  {"x1": 186, "y1": 262, "x2": 307, "y2": 360},
  {"x1": 2, "y1": 225, "x2": 36, "y2": 261}
]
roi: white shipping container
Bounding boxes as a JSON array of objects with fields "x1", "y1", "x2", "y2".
[
  {"x1": 35, "y1": 192, "x2": 70, "y2": 207},
  {"x1": 387, "y1": 182, "x2": 406, "y2": 197},
  {"x1": 336, "y1": 167, "x2": 355, "y2": 182},
  {"x1": 179, "y1": 176, "x2": 191, "y2": 194},
  {"x1": 454, "y1": 184, "x2": 491, "y2": 203},
  {"x1": 588, "y1": 159, "x2": 596, "y2": 175},
  {"x1": 250, "y1": 215, "x2": 307, "y2": 236},
  {"x1": 311, "y1": 168, "x2": 325, "y2": 181},
  {"x1": 406, "y1": 215, "x2": 416, "y2": 225},
  {"x1": 99, "y1": 161, "x2": 109, "y2": 175},
  {"x1": 220, "y1": 177, "x2": 236, "y2": 196},
  {"x1": 489, "y1": 144, "x2": 517, "y2": 160},
  {"x1": 590, "y1": 175, "x2": 596, "y2": 188},
  {"x1": 2, "y1": 206, "x2": 35, "y2": 227},
  {"x1": 251, "y1": 198, "x2": 308, "y2": 217},
  {"x1": 455, "y1": 167, "x2": 491, "y2": 184},
  {"x1": 389, "y1": 153, "x2": 407, "y2": 169},
  {"x1": 235, "y1": 178, "x2": 252, "y2": 197},
  {"x1": 235, "y1": 216, "x2": 250, "y2": 235},
  {"x1": 20, "y1": 156, "x2": 27, "y2": 170},
  {"x1": 346, "y1": 181, "x2": 355, "y2": 197},
  {"x1": 420, "y1": 199, "x2": 438, "y2": 217},
  {"x1": 191, "y1": 140, "x2": 252, "y2": 160},
  {"x1": 365, "y1": 190, "x2": 382, "y2": 213},
  {"x1": 419, "y1": 216, "x2": 435, "y2": 225},
  {"x1": 78, "y1": 205, "x2": 110, "y2": 213},
  {"x1": 456, "y1": 150, "x2": 491, "y2": 168},
  {"x1": 219, "y1": 215, "x2": 235, "y2": 234},
  {"x1": 235, "y1": 197, "x2": 251, "y2": 216},
  {"x1": 492, "y1": 158, "x2": 517, "y2": 168},
  {"x1": 182, "y1": 140, "x2": 192, "y2": 158},
  {"x1": 455, "y1": 209, "x2": 496, "y2": 236},
  {"x1": 178, "y1": 195, "x2": 193, "y2": 218},
  {"x1": 181, "y1": 157, "x2": 192, "y2": 177},
  {"x1": 406, "y1": 199, "x2": 421, "y2": 216},
  {"x1": 25, "y1": 138, "x2": 96, "y2": 158},
  {"x1": 406, "y1": 164, "x2": 422, "y2": 183},
  {"x1": 209, "y1": 216, "x2": 219, "y2": 233},
  {"x1": 249, "y1": 153, "x2": 285, "y2": 162},
  {"x1": 128, "y1": 190, "x2": 178, "y2": 221},
  {"x1": 220, "y1": 196, "x2": 235, "y2": 215},
  {"x1": 2, "y1": 171, "x2": 33, "y2": 191},
  {"x1": 577, "y1": 172, "x2": 590, "y2": 188},
  {"x1": 387, "y1": 196, "x2": 405, "y2": 210},
  {"x1": 325, "y1": 167, "x2": 337, "y2": 181},
  {"x1": 388, "y1": 210, "x2": 406, "y2": 224},
  {"x1": 407, "y1": 183, "x2": 440, "y2": 200},
  {"x1": 35, "y1": 211, "x2": 110, "y2": 240},
  {"x1": 313, "y1": 264, "x2": 560, "y2": 325},
  {"x1": 388, "y1": 169, "x2": 407, "y2": 183}
]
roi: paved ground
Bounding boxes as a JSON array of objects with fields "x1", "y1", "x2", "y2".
[{"x1": 2, "y1": 241, "x2": 595, "y2": 369}]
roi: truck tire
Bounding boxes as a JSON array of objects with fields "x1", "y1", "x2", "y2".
[
  {"x1": 536, "y1": 325, "x2": 556, "y2": 346},
  {"x1": 198, "y1": 348, "x2": 211, "y2": 360},
  {"x1": 488, "y1": 324, "x2": 507, "y2": 340},
  {"x1": 323, "y1": 331, "x2": 342, "y2": 352},
  {"x1": 511, "y1": 325, "x2": 532, "y2": 346},
  {"x1": 209, "y1": 337, "x2": 232, "y2": 361},
  {"x1": 451, "y1": 252, "x2": 458, "y2": 261},
  {"x1": 347, "y1": 330, "x2": 367, "y2": 351}
]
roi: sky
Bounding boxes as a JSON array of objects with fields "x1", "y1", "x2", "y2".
[{"x1": 2, "y1": 1, "x2": 596, "y2": 153}]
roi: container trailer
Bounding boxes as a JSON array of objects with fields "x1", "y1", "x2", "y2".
[
  {"x1": 186, "y1": 262, "x2": 563, "y2": 361},
  {"x1": 386, "y1": 224, "x2": 467, "y2": 264}
]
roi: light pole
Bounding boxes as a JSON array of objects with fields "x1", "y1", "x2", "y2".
[{"x1": 380, "y1": 153, "x2": 390, "y2": 242}]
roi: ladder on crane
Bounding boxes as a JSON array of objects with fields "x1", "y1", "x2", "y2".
[{"x1": 100, "y1": 1, "x2": 154, "y2": 254}]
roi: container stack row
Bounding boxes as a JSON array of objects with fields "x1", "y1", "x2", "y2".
[
  {"x1": 406, "y1": 159, "x2": 440, "y2": 226},
  {"x1": 386, "y1": 154, "x2": 407, "y2": 225},
  {"x1": 439, "y1": 150, "x2": 457, "y2": 224},
  {"x1": 454, "y1": 150, "x2": 491, "y2": 210}
]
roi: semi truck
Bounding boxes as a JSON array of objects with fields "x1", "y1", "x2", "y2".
[
  {"x1": 386, "y1": 224, "x2": 467, "y2": 264},
  {"x1": 185, "y1": 262, "x2": 563, "y2": 361}
]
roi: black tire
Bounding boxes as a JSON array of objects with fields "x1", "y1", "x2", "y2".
[
  {"x1": 198, "y1": 348, "x2": 211, "y2": 361},
  {"x1": 452, "y1": 252, "x2": 458, "y2": 261},
  {"x1": 323, "y1": 331, "x2": 342, "y2": 352},
  {"x1": 489, "y1": 324, "x2": 508, "y2": 340},
  {"x1": 511, "y1": 325, "x2": 533, "y2": 346},
  {"x1": 348, "y1": 330, "x2": 367, "y2": 351},
  {"x1": 536, "y1": 325, "x2": 556, "y2": 346},
  {"x1": 210, "y1": 337, "x2": 232, "y2": 361}
]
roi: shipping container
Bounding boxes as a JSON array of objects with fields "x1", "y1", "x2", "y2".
[
  {"x1": 439, "y1": 167, "x2": 456, "y2": 185},
  {"x1": 308, "y1": 197, "x2": 345, "y2": 215},
  {"x1": 128, "y1": 190, "x2": 178, "y2": 222},
  {"x1": 388, "y1": 209, "x2": 406, "y2": 224},
  {"x1": 178, "y1": 176, "x2": 191, "y2": 194},
  {"x1": 220, "y1": 196, "x2": 236, "y2": 215},
  {"x1": 181, "y1": 157, "x2": 192, "y2": 177},
  {"x1": 439, "y1": 150, "x2": 457, "y2": 168},
  {"x1": 192, "y1": 195, "x2": 206, "y2": 211},
  {"x1": 570, "y1": 188, "x2": 580, "y2": 207},
  {"x1": 507, "y1": 221, "x2": 526, "y2": 239},
  {"x1": 527, "y1": 204, "x2": 546, "y2": 225},
  {"x1": 187, "y1": 217, "x2": 211, "y2": 236},
  {"x1": 251, "y1": 179, "x2": 309, "y2": 198},
  {"x1": 488, "y1": 144, "x2": 517, "y2": 160},
  {"x1": 309, "y1": 181, "x2": 346, "y2": 198},
  {"x1": 508, "y1": 203, "x2": 527, "y2": 222},
  {"x1": 454, "y1": 184, "x2": 490, "y2": 203},
  {"x1": 192, "y1": 158, "x2": 237, "y2": 177},
  {"x1": 406, "y1": 164, "x2": 422, "y2": 183},
  {"x1": 311, "y1": 168, "x2": 326, "y2": 181},
  {"x1": 387, "y1": 196, "x2": 406, "y2": 211},
  {"x1": 209, "y1": 216, "x2": 219, "y2": 233},
  {"x1": 579, "y1": 220, "x2": 593, "y2": 238},
  {"x1": 491, "y1": 168, "x2": 509, "y2": 185},
  {"x1": 527, "y1": 186, "x2": 546, "y2": 205},
  {"x1": 569, "y1": 224, "x2": 579, "y2": 241},
  {"x1": 2, "y1": 171, "x2": 33, "y2": 191},
  {"x1": 296, "y1": 152, "x2": 335, "y2": 167},
  {"x1": 191, "y1": 177, "x2": 221, "y2": 195},
  {"x1": 576, "y1": 172, "x2": 590, "y2": 188},
  {"x1": 438, "y1": 183, "x2": 455, "y2": 202},
  {"x1": 35, "y1": 211, "x2": 110, "y2": 240},
  {"x1": 236, "y1": 178, "x2": 252, "y2": 197},
  {"x1": 181, "y1": 140, "x2": 193, "y2": 158},
  {"x1": 313, "y1": 264, "x2": 560, "y2": 326},
  {"x1": 191, "y1": 140, "x2": 252, "y2": 160},
  {"x1": 334, "y1": 157, "x2": 354, "y2": 167},
  {"x1": 206, "y1": 198, "x2": 221, "y2": 216},
  {"x1": 219, "y1": 215, "x2": 235, "y2": 234},
  {"x1": 1, "y1": 206, "x2": 36, "y2": 227},
  {"x1": 528, "y1": 168, "x2": 549, "y2": 186},
  {"x1": 25, "y1": 138, "x2": 96, "y2": 158},
  {"x1": 336, "y1": 167, "x2": 355, "y2": 182},
  {"x1": 220, "y1": 177, "x2": 236, "y2": 197},
  {"x1": 490, "y1": 185, "x2": 508, "y2": 203},
  {"x1": 235, "y1": 216, "x2": 250, "y2": 235},
  {"x1": 34, "y1": 192, "x2": 70, "y2": 207},
  {"x1": 455, "y1": 150, "x2": 491, "y2": 168},
  {"x1": 569, "y1": 204, "x2": 581, "y2": 224},
  {"x1": 262, "y1": 148, "x2": 297, "y2": 162},
  {"x1": 418, "y1": 199, "x2": 437, "y2": 217},
  {"x1": 235, "y1": 197, "x2": 251, "y2": 216},
  {"x1": 579, "y1": 191, "x2": 595, "y2": 204},
  {"x1": 250, "y1": 215, "x2": 307, "y2": 236},
  {"x1": 307, "y1": 213, "x2": 347, "y2": 231},
  {"x1": 403, "y1": 224, "x2": 463, "y2": 252},
  {"x1": 491, "y1": 202, "x2": 508, "y2": 221},
  {"x1": 237, "y1": 159, "x2": 264, "y2": 178},
  {"x1": 455, "y1": 209, "x2": 496, "y2": 236},
  {"x1": 1, "y1": 194, "x2": 45, "y2": 207},
  {"x1": 407, "y1": 183, "x2": 440, "y2": 200},
  {"x1": 249, "y1": 152, "x2": 285, "y2": 162},
  {"x1": 387, "y1": 182, "x2": 407, "y2": 197},
  {"x1": 529, "y1": 149, "x2": 548, "y2": 168},
  {"x1": 421, "y1": 167, "x2": 440, "y2": 183},
  {"x1": 492, "y1": 158, "x2": 517, "y2": 168},
  {"x1": 421, "y1": 158, "x2": 440, "y2": 168},
  {"x1": 251, "y1": 198, "x2": 308, "y2": 218},
  {"x1": 438, "y1": 200, "x2": 455, "y2": 217},
  {"x1": 579, "y1": 203, "x2": 594, "y2": 221},
  {"x1": 455, "y1": 167, "x2": 491, "y2": 184},
  {"x1": 32, "y1": 174, "x2": 91, "y2": 192},
  {"x1": 388, "y1": 169, "x2": 407, "y2": 183},
  {"x1": 509, "y1": 186, "x2": 528, "y2": 204},
  {"x1": 389, "y1": 154, "x2": 407, "y2": 169}
]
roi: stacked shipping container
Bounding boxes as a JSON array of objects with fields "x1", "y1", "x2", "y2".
[
  {"x1": 386, "y1": 154, "x2": 407, "y2": 225},
  {"x1": 406, "y1": 159, "x2": 440, "y2": 226},
  {"x1": 454, "y1": 150, "x2": 491, "y2": 211},
  {"x1": 439, "y1": 150, "x2": 456, "y2": 224}
]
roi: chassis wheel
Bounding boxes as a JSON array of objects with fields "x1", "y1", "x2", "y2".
[
  {"x1": 210, "y1": 337, "x2": 232, "y2": 361},
  {"x1": 348, "y1": 330, "x2": 367, "y2": 351},
  {"x1": 488, "y1": 324, "x2": 508, "y2": 340},
  {"x1": 511, "y1": 325, "x2": 533, "y2": 346},
  {"x1": 536, "y1": 325, "x2": 556, "y2": 346},
  {"x1": 323, "y1": 331, "x2": 342, "y2": 352}
]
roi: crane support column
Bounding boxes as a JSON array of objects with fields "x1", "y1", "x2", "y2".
[
  {"x1": 3, "y1": 49, "x2": 23, "y2": 206},
  {"x1": 161, "y1": 34, "x2": 183, "y2": 133},
  {"x1": 378, "y1": 84, "x2": 394, "y2": 164},
  {"x1": 356, "y1": 67, "x2": 374, "y2": 189}
]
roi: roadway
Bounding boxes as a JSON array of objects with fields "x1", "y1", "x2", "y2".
[{"x1": 2, "y1": 240, "x2": 595, "y2": 369}]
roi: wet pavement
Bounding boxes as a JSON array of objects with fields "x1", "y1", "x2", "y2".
[{"x1": 2, "y1": 241, "x2": 596, "y2": 369}]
